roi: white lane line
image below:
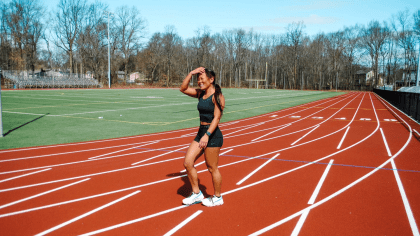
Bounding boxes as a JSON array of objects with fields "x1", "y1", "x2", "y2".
[
  {"x1": 337, "y1": 126, "x2": 350, "y2": 149},
  {"x1": 88, "y1": 141, "x2": 159, "y2": 160},
  {"x1": 35, "y1": 190, "x2": 140, "y2": 236},
  {"x1": 380, "y1": 128, "x2": 392, "y2": 156},
  {"x1": 163, "y1": 210, "x2": 203, "y2": 236},
  {"x1": 0, "y1": 178, "x2": 90, "y2": 210},
  {"x1": 413, "y1": 129, "x2": 419, "y2": 136},
  {"x1": 180, "y1": 149, "x2": 233, "y2": 173},
  {"x1": 291, "y1": 125, "x2": 319, "y2": 146},
  {"x1": 308, "y1": 159, "x2": 334, "y2": 204},
  {"x1": 131, "y1": 145, "x2": 189, "y2": 165},
  {"x1": 391, "y1": 160, "x2": 420, "y2": 236},
  {"x1": 248, "y1": 93, "x2": 394, "y2": 235},
  {"x1": 79, "y1": 205, "x2": 188, "y2": 236},
  {"x1": 236, "y1": 154, "x2": 280, "y2": 185},
  {"x1": 290, "y1": 209, "x2": 310, "y2": 236},
  {"x1": 0, "y1": 168, "x2": 51, "y2": 183},
  {"x1": 0, "y1": 143, "x2": 190, "y2": 175},
  {"x1": 224, "y1": 122, "x2": 265, "y2": 136},
  {"x1": 0, "y1": 141, "x2": 160, "y2": 163},
  {"x1": 281, "y1": 159, "x2": 335, "y2": 236},
  {"x1": 252, "y1": 124, "x2": 291, "y2": 142}
]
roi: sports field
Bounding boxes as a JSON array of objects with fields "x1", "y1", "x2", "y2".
[
  {"x1": 0, "y1": 88, "x2": 343, "y2": 149},
  {"x1": 1, "y1": 90, "x2": 420, "y2": 235}
]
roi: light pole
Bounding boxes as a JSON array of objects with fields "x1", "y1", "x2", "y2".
[{"x1": 105, "y1": 11, "x2": 113, "y2": 89}]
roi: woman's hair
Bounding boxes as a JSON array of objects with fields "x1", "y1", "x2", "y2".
[{"x1": 205, "y1": 68, "x2": 223, "y2": 115}]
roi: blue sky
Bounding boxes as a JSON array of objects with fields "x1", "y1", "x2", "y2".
[{"x1": 44, "y1": 0, "x2": 419, "y2": 40}]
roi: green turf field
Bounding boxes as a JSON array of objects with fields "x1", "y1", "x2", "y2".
[{"x1": 0, "y1": 88, "x2": 345, "y2": 149}]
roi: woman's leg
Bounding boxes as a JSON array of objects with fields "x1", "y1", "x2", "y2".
[
  {"x1": 183, "y1": 141, "x2": 204, "y2": 194},
  {"x1": 204, "y1": 147, "x2": 222, "y2": 197}
]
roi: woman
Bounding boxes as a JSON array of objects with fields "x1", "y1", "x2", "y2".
[{"x1": 179, "y1": 67, "x2": 225, "y2": 207}]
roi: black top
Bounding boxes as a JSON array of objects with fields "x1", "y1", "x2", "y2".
[{"x1": 197, "y1": 92, "x2": 215, "y2": 123}]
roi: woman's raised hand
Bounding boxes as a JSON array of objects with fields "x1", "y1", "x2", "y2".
[{"x1": 190, "y1": 67, "x2": 206, "y2": 75}]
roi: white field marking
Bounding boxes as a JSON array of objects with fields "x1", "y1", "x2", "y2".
[
  {"x1": 219, "y1": 121, "x2": 240, "y2": 126},
  {"x1": 0, "y1": 178, "x2": 90, "y2": 210},
  {"x1": 223, "y1": 122, "x2": 266, "y2": 136},
  {"x1": 312, "y1": 116, "x2": 323, "y2": 119},
  {"x1": 248, "y1": 93, "x2": 411, "y2": 235},
  {"x1": 236, "y1": 154, "x2": 280, "y2": 185},
  {"x1": 35, "y1": 190, "x2": 140, "y2": 236},
  {"x1": 0, "y1": 143, "x2": 190, "y2": 175},
  {"x1": 252, "y1": 124, "x2": 291, "y2": 142},
  {"x1": 2, "y1": 111, "x2": 46, "y2": 116},
  {"x1": 0, "y1": 140, "x2": 159, "y2": 163},
  {"x1": 414, "y1": 129, "x2": 420, "y2": 136},
  {"x1": 391, "y1": 160, "x2": 420, "y2": 236},
  {"x1": 0, "y1": 92, "x2": 346, "y2": 155},
  {"x1": 291, "y1": 125, "x2": 319, "y2": 146},
  {"x1": 270, "y1": 115, "x2": 278, "y2": 117},
  {"x1": 308, "y1": 159, "x2": 334, "y2": 204},
  {"x1": 391, "y1": 119, "x2": 397, "y2": 122},
  {"x1": 291, "y1": 116, "x2": 301, "y2": 118},
  {"x1": 88, "y1": 141, "x2": 160, "y2": 160},
  {"x1": 337, "y1": 126, "x2": 350, "y2": 149},
  {"x1": 335, "y1": 117, "x2": 346, "y2": 120},
  {"x1": 360, "y1": 118, "x2": 371, "y2": 121},
  {"x1": 380, "y1": 128, "x2": 392, "y2": 157},
  {"x1": 0, "y1": 94, "x2": 362, "y2": 192},
  {"x1": 180, "y1": 149, "x2": 233, "y2": 173},
  {"x1": 0, "y1": 125, "x2": 198, "y2": 154},
  {"x1": 384, "y1": 119, "x2": 390, "y2": 121},
  {"x1": 0, "y1": 168, "x2": 51, "y2": 183},
  {"x1": 291, "y1": 159, "x2": 334, "y2": 236},
  {"x1": 51, "y1": 92, "x2": 311, "y2": 117},
  {"x1": 79, "y1": 205, "x2": 188, "y2": 236},
  {"x1": 181, "y1": 133, "x2": 196, "y2": 138},
  {"x1": 78, "y1": 96, "x2": 381, "y2": 236},
  {"x1": 163, "y1": 210, "x2": 203, "y2": 236},
  {"x1": 291, "y1": 209, "x2": 310, "y2": 236},
  {"x1": 0, "y1": 155, "x2": 185, "y2": 193},
  {"x1": 131, "y1": 145, "x2": 189, "y2": 165}
]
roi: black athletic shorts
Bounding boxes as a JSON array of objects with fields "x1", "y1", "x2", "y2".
[{"x1": 194, "y1": 125, "x2": 223, "y2": 147}]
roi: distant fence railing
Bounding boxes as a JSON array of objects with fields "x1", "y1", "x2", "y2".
[
  {"x1": 1, "y1": 70, "x2": 101, "y2": 89},
  {"x1": 373, "y1": 88, "x2": 420, "y2": 123}
]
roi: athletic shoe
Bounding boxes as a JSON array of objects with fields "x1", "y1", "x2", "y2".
[
  {"x1": 182, "y1": 191, "x2": 204, "y2": 205},
  {"x1": 202, "y1": 195, "x2": 224, "y2": 207}
]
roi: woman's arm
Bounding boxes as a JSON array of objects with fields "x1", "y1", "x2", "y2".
[{"x1": 180, "y1": 67, "x2": 205, "y2": 98}]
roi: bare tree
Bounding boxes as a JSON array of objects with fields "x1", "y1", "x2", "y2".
[
  {"x1": 360, "y1": 20, "x2": 389, "y2": 87},
  {"x1": 53, "y1": 0, "x2": 87, "y2": 73},
  {"x1": 114, "y1": 5, "x2": 147, "y2": 81}
]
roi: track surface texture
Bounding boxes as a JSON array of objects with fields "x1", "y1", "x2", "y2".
[{"x1": 0, "y1": 92, "x2": 419, "y2": 235}]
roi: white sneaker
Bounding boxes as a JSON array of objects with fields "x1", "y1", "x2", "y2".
[
  {"x1": 182, "y1": 191, "x2": 204, "y2": 205},
  {"x1": 202, "y1": 195, "x2": 224, "y2": 207}
]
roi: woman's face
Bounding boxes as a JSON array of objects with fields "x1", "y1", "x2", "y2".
[{"x1": 197, "y1": 73, "x2": 214, "y2": 90}]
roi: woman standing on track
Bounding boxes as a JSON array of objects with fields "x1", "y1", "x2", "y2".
[{"x1": 179, "y1": 67, "x2": 225, "y2": 207}]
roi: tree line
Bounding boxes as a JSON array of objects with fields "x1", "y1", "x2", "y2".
[{"x1": 1, "y1": 0, "x2": 419, "y2": 90}]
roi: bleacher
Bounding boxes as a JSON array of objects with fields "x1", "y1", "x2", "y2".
[{"x1": 2, "y1": 70, "x2": 101, "y2": 89}]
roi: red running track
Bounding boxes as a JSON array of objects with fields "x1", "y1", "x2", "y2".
[{"x1": 0, "y1": 92, "x2": 419, "y2": 236}]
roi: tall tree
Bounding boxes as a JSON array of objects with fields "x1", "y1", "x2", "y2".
[
  {"x1": 53, "y1": 0, "x2": 87, "y2": 73},
  {"x1": 114, "y1": 5, "x2": 147, "y2": 80}
]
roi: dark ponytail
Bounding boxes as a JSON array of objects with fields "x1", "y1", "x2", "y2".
[{"x1": 205, "y1": 68, "x2": 223, "y2": 115}]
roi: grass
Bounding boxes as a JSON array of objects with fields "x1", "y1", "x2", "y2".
[{"x1": 0, "y1": 88, "x2": 345, "y2": 149}]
